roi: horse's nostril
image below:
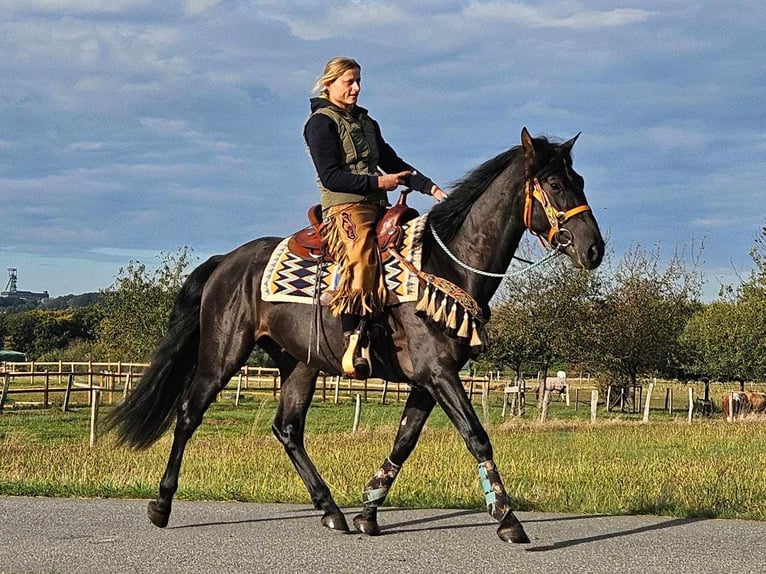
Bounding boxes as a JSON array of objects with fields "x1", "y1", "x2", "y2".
[{"x1": 588, "y1": 243, "x2": 603, "y2": 266}]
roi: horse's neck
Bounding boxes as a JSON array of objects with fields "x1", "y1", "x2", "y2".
[{"x1": 446, "y1": 172, "x2": 526, "y2": 305}]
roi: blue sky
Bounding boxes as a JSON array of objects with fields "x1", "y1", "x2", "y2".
[{"x1": 2, "y1": 1, "x2": 764, "y2": 300}]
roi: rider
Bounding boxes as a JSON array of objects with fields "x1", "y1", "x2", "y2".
[{"x1": 304, "y1": 57, "x2": 446, "y2": 378}]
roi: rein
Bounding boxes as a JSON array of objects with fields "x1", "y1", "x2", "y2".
[
  {"x1": 428, "y1": 221, "x2": 561, "y2": 278},
  {"x1": 428, "y1": 177, "x2": 590, "y2": 279}
]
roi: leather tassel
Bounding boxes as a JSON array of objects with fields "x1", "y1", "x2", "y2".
[
  {"x1": 427, "y1": 289, "x2": 437, "y2": 317},
  {"x1": 457, "y1": 310, "x2": 470, "y2": 338},
  {"x1": 415, "y1": 284, "x2": 430, "y2": 314},
  {"x1": 446, "y1": 300, "x2": 458, "y2": 330},
  {"x1": 433, "y1": 297, "x2": 447, "y2": 323},
  {"x1": 470, "y1": 320, "x2": 483, "y2": 348}
]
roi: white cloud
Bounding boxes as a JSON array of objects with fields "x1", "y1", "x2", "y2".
[
  {"x1": 184, "y1": 0, "x2": 222, "y2": 17},
  {"x1": 448, "y1": 2, "x2": 652, "y2": 31}
]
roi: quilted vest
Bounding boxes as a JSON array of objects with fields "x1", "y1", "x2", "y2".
[{"x1": 311, "y1": 106, "x2": 387, "y2": 210}]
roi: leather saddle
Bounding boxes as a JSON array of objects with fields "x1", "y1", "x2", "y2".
[{"x1": 287, "y1": 190, "x2": 419, "y2": 262}]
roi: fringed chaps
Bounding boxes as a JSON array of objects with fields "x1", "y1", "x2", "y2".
[{"x1": 322, "y1": 202, "x2": 387, "y2": 317}]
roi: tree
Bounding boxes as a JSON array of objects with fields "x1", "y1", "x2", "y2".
[
  {"x1": 585, "y1": 244, "x2": 703, "y2": 389},
  {"x1": 96, "y1": 247, "x2": 195, "y2": 361},
  {"x1": 681, "y1": 224, "x2": 766, "y2": 381},
  {"x1": 482, "y1": 240, "x2": 601, "y2": 377},
  {"x1": 0, "y1": 308, "x2": 101, "y2": 360}
]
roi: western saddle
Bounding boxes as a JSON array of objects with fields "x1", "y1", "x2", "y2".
[{"x1": 286, "y1": 190, "x2": 419, "y2": 261}]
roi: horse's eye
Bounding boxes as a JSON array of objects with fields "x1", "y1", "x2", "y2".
[{"x1": 549, "y1": 181, "x2": 563, "y2": 192}]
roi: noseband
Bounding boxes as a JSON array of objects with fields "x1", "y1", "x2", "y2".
[{"x1": 523, "y1": 178, "x2": 591, "y2": 249}]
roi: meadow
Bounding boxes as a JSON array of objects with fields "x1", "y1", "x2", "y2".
[{"x1": 2, "y1": 395, "x2": 766, "y2": 521}]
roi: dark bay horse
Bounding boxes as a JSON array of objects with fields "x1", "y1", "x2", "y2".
[{"x1": 106, "y1": 127, "x2": 604, "y2": 543}]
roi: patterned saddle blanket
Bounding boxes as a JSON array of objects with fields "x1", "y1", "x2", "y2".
[{"x1": 260, "y1": 214, "x2": 427, "y2": 305}]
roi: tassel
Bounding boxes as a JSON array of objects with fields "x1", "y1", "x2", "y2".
[
  {"x1": 457, "y1": 310, "x2": 470, "y2": 338},
  {"x1": 415, "y1": 284, "x2": 430, "y2": 314},
  {"x1": 433, "y1": 297, "x2": 447, "y2": 323},
  {"x1": 470, "y1": 320, "x2": 483, "y2": 349},
  {"x1": 426, "y1": 289, "x2": 438, "y2": 317},
  {"x1": 446, "y1": 300, "x2": 458, "y2": 331}
]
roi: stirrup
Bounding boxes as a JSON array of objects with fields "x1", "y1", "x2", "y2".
[{"x1": 342, "y1": 331, "x2": 371, "y2": 379}]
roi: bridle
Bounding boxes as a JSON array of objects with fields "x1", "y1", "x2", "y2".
[
  {"x1": 427, "y1": 176, "x2": 592, "y2": 279},
  {"x1": 523, "y1": 177, "x2": 591, "y2": 249}
]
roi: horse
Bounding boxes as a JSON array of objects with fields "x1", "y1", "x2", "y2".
[
  {"x1": 105, "y1": 127, "x2": 604, "y2": 544},
  {"x1": 722, "y1": 391, "x2": 766, "y2": 419}
]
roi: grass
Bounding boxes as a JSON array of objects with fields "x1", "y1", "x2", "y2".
[{"x1": 2, "y1": 397, "x2": 766, "y2": 521}]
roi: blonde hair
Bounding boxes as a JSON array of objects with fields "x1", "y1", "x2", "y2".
[{"x1": 313, "y1": 57, "x2": 361, "y2": 96}]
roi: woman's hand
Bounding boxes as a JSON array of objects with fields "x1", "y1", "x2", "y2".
[
  {"x1": 431, "y1": 185, "x2": 448, "y2": 202},
  {"x1": 378, "y1": 171, "x2": 411, "y2": 191}
]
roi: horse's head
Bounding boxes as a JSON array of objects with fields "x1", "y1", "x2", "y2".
[{"x1": 520, "y1": 127, "x2": 604, "y2": 269}]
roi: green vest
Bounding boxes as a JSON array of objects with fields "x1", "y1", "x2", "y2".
[{"x1": 311, "y1": 106, "x2": 387, "y2": 210}]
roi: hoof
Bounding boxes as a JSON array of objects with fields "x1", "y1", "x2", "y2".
[
  {"x1": 497, "y1": 522, "x2": 530, "y2": 544},
  {"x1": 147, "y1": 500, "x2": 170, "y2": 528},
  {"x1": 321, "y1": 511, "x2": 350, "y2": 532},
  {"x1": 352, "y1": 513, "x2": 381, "y2": 536}
]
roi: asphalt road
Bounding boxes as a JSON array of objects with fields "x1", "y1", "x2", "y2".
[{"x1": 1, "y1": 497, "x2": 765, "y2": 573}]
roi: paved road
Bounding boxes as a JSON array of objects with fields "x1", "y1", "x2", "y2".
[{"x1": 1, "y1": 497, "x2": 765, "y2": 573}]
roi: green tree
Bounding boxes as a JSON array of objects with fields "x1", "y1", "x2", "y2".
[
  {"x1": 96, "y1": 247, "x2": 195, "y2": 361},
  {"x1": 482, "y1": 242, "x2": 601, "y2": 377},
  {"x1": 586, "y1": 244, "x2": 703, "y2": 389},
  {"x1": 681, "y1": 225, "x2": 766, "y2": 381}
]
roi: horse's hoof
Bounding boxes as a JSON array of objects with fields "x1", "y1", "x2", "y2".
[
  {"x1": 321, "y1": 511, "x2": 350, "y2": 532},
  {"x1": 147, "y1": 500, "x2": 170, "y2": 528},
  {"x1": 497, "y1": 522, "x2": 530, "y2": 544},
  {"x1": 352, "y1": 513, "x2": 381, "y2": 536}
]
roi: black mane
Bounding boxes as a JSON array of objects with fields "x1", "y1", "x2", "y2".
[{"x1": 428, "y1": 146, "x2": 522, "y2": 242}]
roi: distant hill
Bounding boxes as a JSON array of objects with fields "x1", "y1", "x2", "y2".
[{"x1": 0, "y1": 292, "x2": 103, "y2": 312}]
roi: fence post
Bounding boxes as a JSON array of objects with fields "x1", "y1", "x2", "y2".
[
  {"x1": 44, "y1": 371, "x2": 50, "y2": 408},
  {"x1": 62, "y1": 374, "x2": 74, "y2": 413},
  {"x1": 89, "y1": 388, "x2": 100, "y2": 448},
  {"x1": 643, "y1": 382, "x2": 655, "y2": 423},
  {"x1": 0, "y1": 373, "x2": 10, "y2": 413},
  {"x1": 606, "y1": 385, "x2": 612, "y2": 412},
  {"x1": 334, "y1": 376, "x2": 340, "y2": 405},
  {"x1": 235, "y1": 373, "x2": 243, "y2": 406},
  {"x1": 481, "y1": 379, "x2": 490, "y2": 425},
  {"x1": 687, "y1": 387, "x2": 694, "y2": 424},
  {"x1": 590, "y1": 390, "x2": 598, "y2": 423},
  {"x1": 727, "y1": 392, "x2": 734, "y2": 422},
  {"x1": 381, "y1": 380, "x2": 389, "y2": 405},
  {"x1": 540, "y1": 390, "x2": 551, "y2": 422},
  {"x1": 352, "y1": 394, "x2": 362, "y2": 433}
]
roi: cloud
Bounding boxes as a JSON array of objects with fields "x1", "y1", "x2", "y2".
[{"x1": 1, "y1": 0, "x2": 765, "y2": 298}]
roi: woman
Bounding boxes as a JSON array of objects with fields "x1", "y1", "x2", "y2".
[{"x1": 304, "y1": 57, "x2": 446, "y2": 378}]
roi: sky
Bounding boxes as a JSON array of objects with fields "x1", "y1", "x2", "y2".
[{"x1": 2, "y1": 0, "x2": 764, "y2": 301}]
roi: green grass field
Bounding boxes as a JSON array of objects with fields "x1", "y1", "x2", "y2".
[{"x1": 2, "y1": 395, "x2": 766, "y2": 520}]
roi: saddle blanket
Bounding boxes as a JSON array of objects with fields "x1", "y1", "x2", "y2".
[{"x1": 261, "y1": 214, "x2": 426, "y2": 305}]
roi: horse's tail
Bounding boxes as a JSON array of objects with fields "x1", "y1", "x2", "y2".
[{"x1": 104, "y1": 255, "x2": 225, "y2": 450}]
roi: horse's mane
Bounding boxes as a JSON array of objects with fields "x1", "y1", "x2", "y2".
[{"x1": 428, "y1": 146, "x2": 524, "y2": 242}]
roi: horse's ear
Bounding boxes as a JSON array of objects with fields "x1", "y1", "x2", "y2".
[
  {"x1": 561, "y1": 132, "x2": 581, "y2": 153},
  {"x1": 521, "y1": 127, "x2": 535, "y2": 160}
]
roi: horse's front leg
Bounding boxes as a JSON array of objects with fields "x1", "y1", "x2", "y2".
[
  {"x1": 432, "y1": 373, "x2": 530, "y2": 544},
  {"x1": 353, "y1": 385, "x2": 436, "y2": 535}
]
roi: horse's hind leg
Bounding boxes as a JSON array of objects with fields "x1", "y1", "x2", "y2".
[
  {"x1": 432, "y1": 374, "x2": 530, "y2": 544},
  {"x1": 353, "y1": 385, "x2": 436, "y2": 535},
  {"x1": 149, "y1": 324, "x2": 254, "y2": 528},
  {"x1": 271, "y1": 357, "x2": 349, "y2": 532},
  {"x1": 148, "y1": 366, "x2": 234, "y2": 527}
]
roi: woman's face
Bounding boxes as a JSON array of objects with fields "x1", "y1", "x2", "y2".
[{"x1": 325, "y1": 68, "x2": 361, "y2": 110}]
